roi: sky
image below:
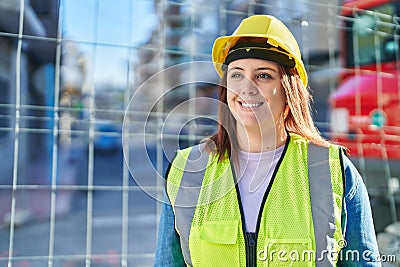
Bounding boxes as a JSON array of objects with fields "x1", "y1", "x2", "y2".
[{"x1": 61, "y1": 0, "x2": 158, "y2": 88}]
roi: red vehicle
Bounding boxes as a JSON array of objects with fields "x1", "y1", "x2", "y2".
[{"x1": 329, "y1": 0, "x2": 400, "y2": 159}]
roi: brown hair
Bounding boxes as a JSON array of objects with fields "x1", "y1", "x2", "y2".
[{"x1": 205, "y1": 65, "x2": 330, "y2": 162}]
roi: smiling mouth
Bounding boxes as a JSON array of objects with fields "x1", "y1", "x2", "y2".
[{"x1": 239, "y1": 101, "x2": 263, "y2": 108}]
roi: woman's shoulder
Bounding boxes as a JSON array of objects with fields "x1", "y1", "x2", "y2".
[
  {"x1": 341, "y1": 154, "x2": 365, "y2": 202},
  {"x1": 175, "y1": 142, "x2": 209, "y2": 156},
  {"x1": 288, "y1": 132, "x2": 307, "y2": 143},
  {"x1": 170, "y1": 142, "x2": 215, "y2": 169}
]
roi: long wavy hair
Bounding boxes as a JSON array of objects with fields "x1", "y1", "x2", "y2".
[{"x1": 205, "y1": 65, "x2": 331, "y2": 162}]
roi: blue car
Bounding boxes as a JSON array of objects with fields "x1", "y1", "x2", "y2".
[{"x1": 94, "y1": 120, "x2": 122, "y2": 152}]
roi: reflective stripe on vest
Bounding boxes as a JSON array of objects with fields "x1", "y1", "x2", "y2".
[
  {"x1": 173, "y1": 142, "x2": 342, "y2": 266},
  {"x1": 174, "y1": 143, "x2": 209, "y2": 266},
  {"x1": 308, "y1": 144, "x2": 337, "y2": 267}
]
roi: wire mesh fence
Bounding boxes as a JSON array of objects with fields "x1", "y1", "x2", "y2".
[{"x1": 0, "y1": 0, "x2": 399, "y2": 266}]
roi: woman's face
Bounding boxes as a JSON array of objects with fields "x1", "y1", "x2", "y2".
[{"x1": 226, "y1": 58, "x2": 286, "y2": 130}]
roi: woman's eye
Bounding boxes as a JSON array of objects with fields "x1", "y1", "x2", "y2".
[
  {"x1": 230, "y1": 72, "x2": 244, "y2": 79},
  {"x1": 257, "y1": 73, "x2": 272, "y2": 79}
]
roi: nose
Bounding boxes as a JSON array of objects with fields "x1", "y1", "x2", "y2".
[{"x1": 239, "y1": 79, "x2": 258, "y2": 96}]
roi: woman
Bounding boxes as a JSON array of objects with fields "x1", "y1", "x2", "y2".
[{"x1": 154, "y1": 15, "x2": 381, "y2": 267}]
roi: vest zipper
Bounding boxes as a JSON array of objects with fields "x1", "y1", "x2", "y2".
[
  {"x1": 253, "y1": 137, "x2": 289, "y2": 266},
  {"x1": 231, "y1": 161, "x2": 254, "y2": 267},
  {"x1": 231, "y1": 136, "x2": 291, "y2": 267},
  {"x1": 245, "y1": 232, "x2": 257, "y2": 267},
  {"x1": 232, "y1": 161, "x2": 259, "y2": 267}
]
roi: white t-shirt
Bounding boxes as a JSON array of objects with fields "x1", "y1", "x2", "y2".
[{"x1": 236, "y1": 145, "x2": 285, "y2": 232}]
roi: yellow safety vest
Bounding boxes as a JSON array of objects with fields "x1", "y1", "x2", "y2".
[{"x1": 167, "y1": 133, "x2": 344, "y2": 266}]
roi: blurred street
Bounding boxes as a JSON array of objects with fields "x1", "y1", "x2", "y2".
[{"x1": 0, "y1": 144, "x2": 164, "y2": 267}]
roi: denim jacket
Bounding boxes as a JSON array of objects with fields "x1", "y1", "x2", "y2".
[{"x1": 154, "y1": 155, "x2": 382, "y2": 267}]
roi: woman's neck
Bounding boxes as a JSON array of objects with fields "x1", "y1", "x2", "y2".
[{"x1": 236, "y1": 123, "x2": 287, "y2": 153}]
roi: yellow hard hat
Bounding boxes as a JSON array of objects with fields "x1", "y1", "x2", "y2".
[{"x1": 212, "y1": 15, "x2": 308, "y2": 86}]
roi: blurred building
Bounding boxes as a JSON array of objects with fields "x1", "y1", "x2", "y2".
[
  {"x1": 134, "y1": 0, "x2": 341, "y2": 112},
  {"x1": 0, "y1": 0, "x2": 61, "y2": 184}
]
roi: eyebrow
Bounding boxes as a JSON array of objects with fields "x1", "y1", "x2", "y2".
[
  {"x1": 227, "y1": 66, "x2": 244, "y2": 73},
  {"x1": 227, "y1": 66, "x2": 278, "y2": 73},
  {"x1": 255, "y1": 67, "x2": 278, "y2": 72}
]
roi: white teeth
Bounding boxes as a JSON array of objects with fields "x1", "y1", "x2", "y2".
[{"x1": 242, "y1": 102, "x2": 261, "y2": 107}]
